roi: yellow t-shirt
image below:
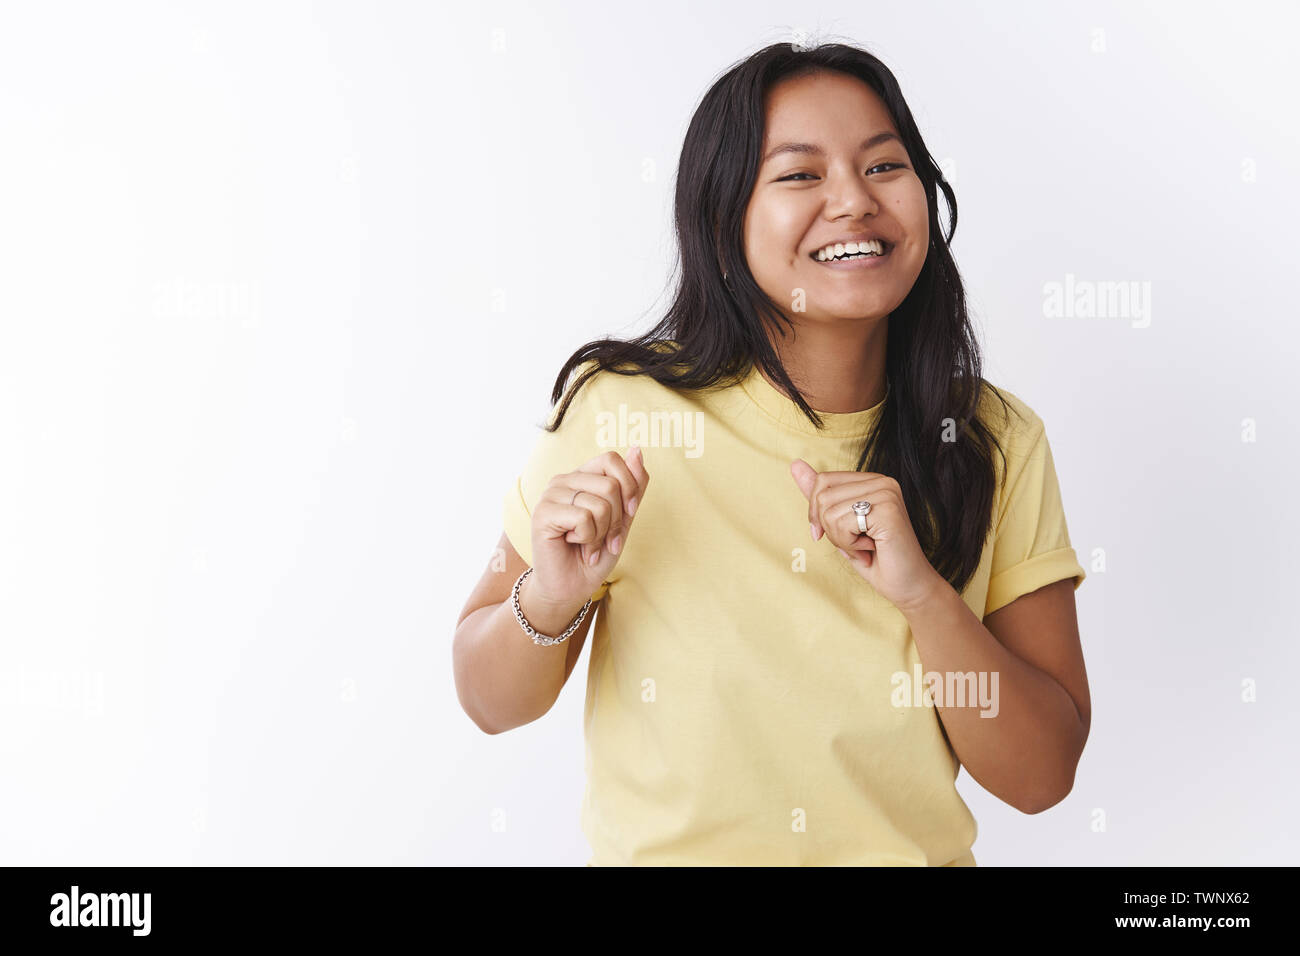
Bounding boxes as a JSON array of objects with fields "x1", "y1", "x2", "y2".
[{"x1": 501, "y1": 356, "x2": 1086, "y2": 866}]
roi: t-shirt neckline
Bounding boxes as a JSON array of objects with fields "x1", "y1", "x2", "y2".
[{"x1": 738, "y1": 363, "x2": 888, "y2": 439}]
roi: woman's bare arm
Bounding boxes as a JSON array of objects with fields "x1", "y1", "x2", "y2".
[
  {"x1": 452, "y1": 531, "x2": 599, "y2": 734},
  {"x1": 454, "y1": 447, "x2": 647, "y2": 734}
]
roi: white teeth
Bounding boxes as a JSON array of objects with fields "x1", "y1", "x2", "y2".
[{"x1": 815, "y1": 239, "x2": 887, "y2": 261}]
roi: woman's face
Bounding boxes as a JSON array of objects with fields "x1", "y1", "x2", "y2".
[{"x1": 741, "y1": 71, "x2": 929, "y2": 323}]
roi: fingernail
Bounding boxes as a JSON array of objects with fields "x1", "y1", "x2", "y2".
[
  {"x1": 627, "y1": 496, "x2": 637, "y2": 516},
  {"x1": 589, "y1": 549, "x2": 601, "y2": 566},
  {"x1": 810, "y1": 523, "x2": 817, "y2": 541},
  {"x1": 610, "y1": 535, "x2": 622, "y2": 555},
  {"x1": 837, "y1": 548, "x2": 848, "y2": 559}
]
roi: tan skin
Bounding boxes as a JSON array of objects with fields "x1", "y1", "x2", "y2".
[
  {"x1": 459, "y1": 70, "x2": 1089, "y2": 812},
  {"x1": 457, "y1": 530, "x2": 595, "y2": 688},
  {"x1": 455, "y1": 448, "x2": 650, "y2": 723}
]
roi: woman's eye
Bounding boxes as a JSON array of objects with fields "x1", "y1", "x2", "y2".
[{"x1": 778, "y1": 163, "x2": 904, "y2": 182}]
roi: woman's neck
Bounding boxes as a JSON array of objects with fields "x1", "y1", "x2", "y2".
[{"x1": 758, "y1": 319, "x2": 889, "y2": 414}]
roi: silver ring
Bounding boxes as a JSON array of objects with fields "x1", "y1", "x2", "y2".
[
  {"x1": 852, "y1": 500, "x2": 871, "y2": 534},
  {"x1": 571, "y1": 489, "x2": 581, "y2": 506}
]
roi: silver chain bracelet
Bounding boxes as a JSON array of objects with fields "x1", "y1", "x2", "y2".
[{"x1": 510, "y1": 567, "x2": 593, "y2": 646}]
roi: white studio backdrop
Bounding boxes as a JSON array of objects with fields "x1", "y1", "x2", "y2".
[{"x1": 1, "y1": 0, "x2": 1296, "y2": 865}]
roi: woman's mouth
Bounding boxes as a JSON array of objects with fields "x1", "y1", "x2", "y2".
[{"x1": 810, "y1": 239, "x2": 893, "y2": 269}]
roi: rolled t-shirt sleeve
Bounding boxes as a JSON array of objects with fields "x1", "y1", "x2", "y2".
[
  {"x1": 983, "y1": 414, "x2": 1086, "y2": 618},
  {"x1": 501, "y1": 362, "x2": 611, "y2": 603}
]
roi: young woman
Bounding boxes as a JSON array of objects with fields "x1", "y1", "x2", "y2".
[{"x1": 453, "y1": 41, "x2": 1090, "y2": 866}]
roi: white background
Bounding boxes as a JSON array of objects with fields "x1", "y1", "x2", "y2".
[{"x1": 2, "y1": 0, "x2": 1296, "y2": 865}]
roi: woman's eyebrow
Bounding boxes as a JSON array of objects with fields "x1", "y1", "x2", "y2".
[{"x1": 762, "y1": 131, "x2": 902, "y2": 163}]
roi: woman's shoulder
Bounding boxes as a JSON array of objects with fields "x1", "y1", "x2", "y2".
[
  {"x1": 562, "y1": 341, "x2": 695, "y2": 407},
  {"x1": 975, "y1": 380, "x2": 1046, "y2": 446}
]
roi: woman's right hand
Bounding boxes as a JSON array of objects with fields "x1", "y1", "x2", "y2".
[{"x1": 528, "y1": 445, "x2": 650, "y2": 608}]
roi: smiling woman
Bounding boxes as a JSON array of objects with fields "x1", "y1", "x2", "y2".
[
  {"x1": 456, "y1": 40, "x2": 1090, "y2": 867},
  {"x1": 743, "y1": 73, "x2": 930, "y2": 340}
]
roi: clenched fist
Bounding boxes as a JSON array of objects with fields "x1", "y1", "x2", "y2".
[{"x1": 528, "y1": 445, "x2": 650, "y2": 608}]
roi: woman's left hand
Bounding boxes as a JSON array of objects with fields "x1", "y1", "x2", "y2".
[{"x1": 790, "y1": 459, "x2": 946, "y2": 614}]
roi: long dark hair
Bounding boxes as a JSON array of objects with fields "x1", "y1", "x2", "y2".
[{"x1": 540, "y1": 40, "x2": 1019, "y2": 596}]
